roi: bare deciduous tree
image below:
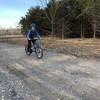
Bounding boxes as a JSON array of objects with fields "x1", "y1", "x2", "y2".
[{"x1": 39, "y1": 0, "x2": 61, "y2": 37}]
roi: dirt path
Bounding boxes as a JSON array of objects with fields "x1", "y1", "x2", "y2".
[{"x1": 0, "y1": 43, "x2": 100, "y2": 100}]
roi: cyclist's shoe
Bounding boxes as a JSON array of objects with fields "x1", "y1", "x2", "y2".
[
  {"x1": 30, "y1": 49, "x2": 33, "y2": 53},
  {"x1": 28, "y1": 48, "x2": 32, "y2": 53},
  {"x1": 27, "y1": 48, "x2": 30, "y2": 52}
]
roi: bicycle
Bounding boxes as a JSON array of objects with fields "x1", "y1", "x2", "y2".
[{"x1": 25, "y1": 38, "x2": 43, "y2": 59}]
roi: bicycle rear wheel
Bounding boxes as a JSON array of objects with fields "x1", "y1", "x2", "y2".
[
  {"x1": 35, "y1": 47, "x2": 43, "y2": 59},
  {"x1": 25, "y1": 45, "x2": 32, "y2": 56}
]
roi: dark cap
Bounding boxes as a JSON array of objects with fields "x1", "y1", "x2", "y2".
[{"x1": 30, "y1": 23, "x2": 36, "y2": 28}]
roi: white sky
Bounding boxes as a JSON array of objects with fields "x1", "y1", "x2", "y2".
[{"x1": 0, "y1": 0, "x2": 40, "y2": 29}]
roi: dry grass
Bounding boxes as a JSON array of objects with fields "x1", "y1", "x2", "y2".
[
  {"x1": 0, "y1": 35, "x2": 26, "y2": 45},
  {"x1": 0, "y1": 35, "x2": 100, "y2": 59}
]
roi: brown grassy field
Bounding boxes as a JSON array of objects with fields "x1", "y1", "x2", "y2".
[{"x1": 0, "y1": 35, "x2": 100, "y2": 59}]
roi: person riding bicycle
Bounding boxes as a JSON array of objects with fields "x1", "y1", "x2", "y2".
[{"x1": 26, "y1": 23, "x2": 40, "y2": 52}]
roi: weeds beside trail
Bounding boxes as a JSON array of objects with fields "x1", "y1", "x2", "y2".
[
  {"x1": 42, "y1": 38, "x2": 100, "y2": 59},
  {"x1": 0, "y1": 35, "x2": 100, "y2": 59}
]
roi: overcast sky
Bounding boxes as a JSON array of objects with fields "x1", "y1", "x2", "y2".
[{"x1": 0, "y1": 0, "x2": 40, "y2": 28}]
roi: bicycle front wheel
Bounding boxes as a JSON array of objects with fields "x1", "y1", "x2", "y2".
[{"x1": 35, "y1": 47, "x2": 43, "y2": 59}]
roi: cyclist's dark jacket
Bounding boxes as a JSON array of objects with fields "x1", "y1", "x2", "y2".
[{"x1": 27, "y1": 28, "x2": 40, "y2": 40}]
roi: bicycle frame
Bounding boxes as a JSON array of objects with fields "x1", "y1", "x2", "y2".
[{"x1": 31, "y1": 38, "x2": 40, "y2": 51}]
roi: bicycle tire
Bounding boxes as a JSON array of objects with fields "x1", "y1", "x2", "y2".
[
  {"x1": 25, "y1": 45, "x2": 32, "y2": 56},
  {"x1": 35, "y1": 47, "x2": 43, "y2": 59}
]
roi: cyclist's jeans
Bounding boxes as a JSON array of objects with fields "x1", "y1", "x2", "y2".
[{"x1": 28, "y1": 39, "x2": 35, "y2": 51}]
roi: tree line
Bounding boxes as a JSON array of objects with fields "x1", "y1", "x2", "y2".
[{"x1": 19, "y1": 0, "x2": 100, "y2": 38}]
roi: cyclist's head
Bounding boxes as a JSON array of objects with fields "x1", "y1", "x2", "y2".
[
  {"x1": 30, "y1": 23, "x2": 36, "y2": 31},
  {"x1": 30, "y1": 23, "x2": 36, "y2": 28},
  {"x1": 31, "y1": 26, "x2": 35, "y2": 32}
]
